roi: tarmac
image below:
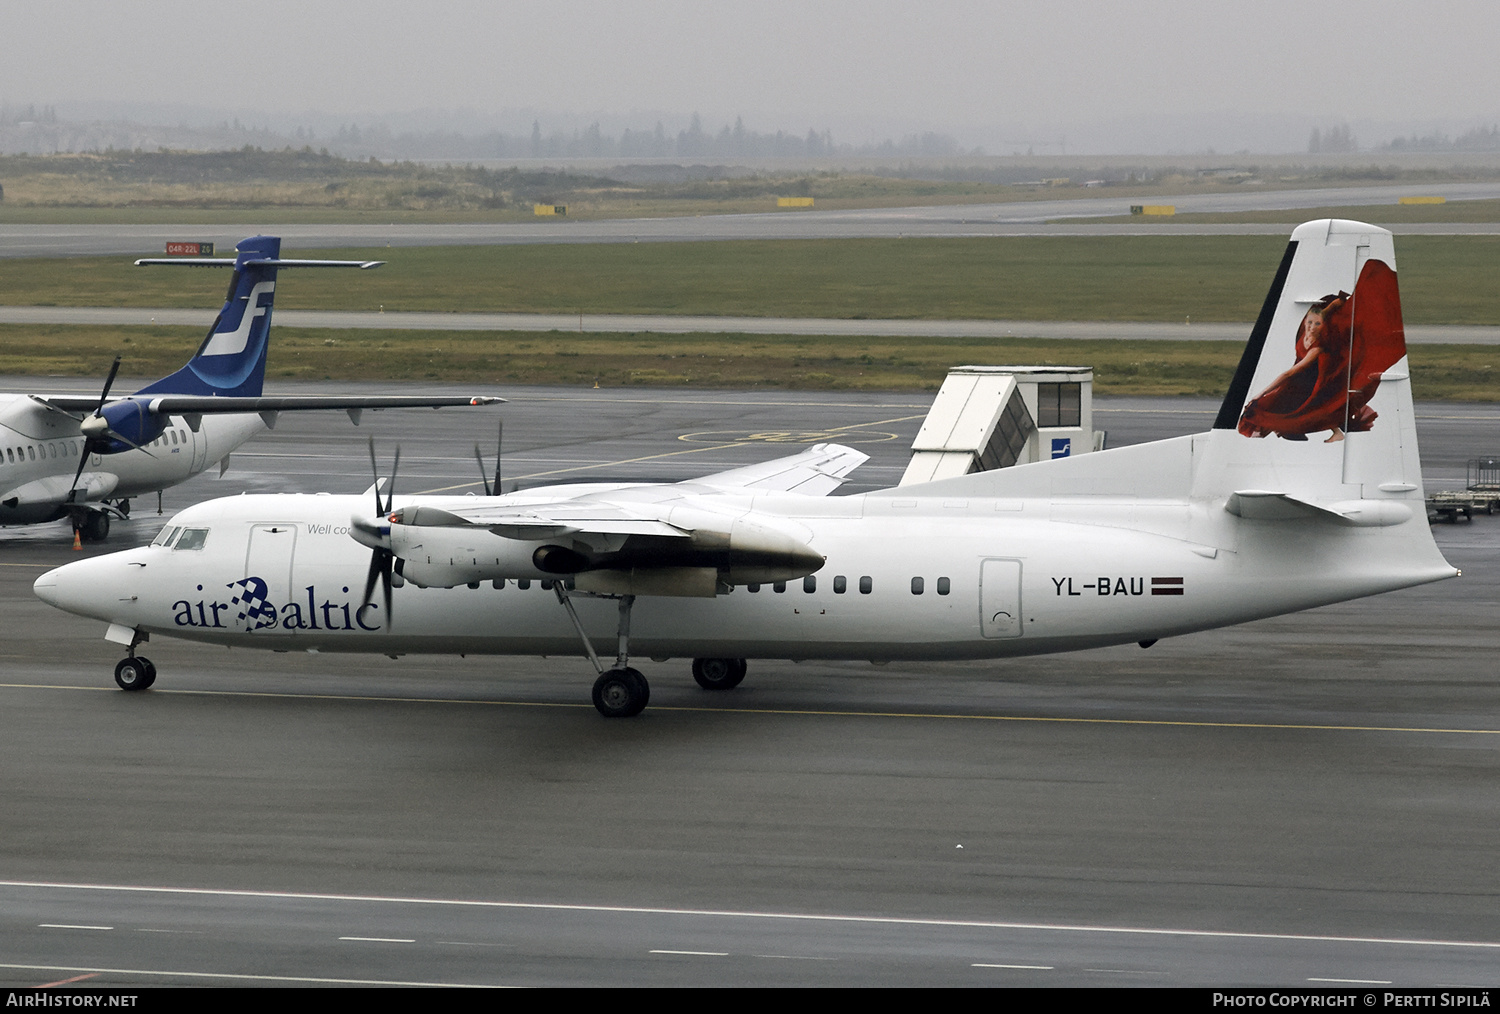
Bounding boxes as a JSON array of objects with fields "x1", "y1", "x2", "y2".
[{"x1": 1, "y1": 382, "x2": 1497, "y2": 986}]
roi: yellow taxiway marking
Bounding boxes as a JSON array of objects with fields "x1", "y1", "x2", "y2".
[{"x1": 2, "y1": 682, "x2": 1497, "y2": 735}]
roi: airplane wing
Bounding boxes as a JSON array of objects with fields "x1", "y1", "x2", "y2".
[
  {"x1": 398, "y1": 501, "x2": 686, "y2": 539},
  {"x1": 32, "y1": 394, "x2": 501, "y2": 415},
  {"x1": 688, "y1": 442, "x2": 868, "y2": 495}
]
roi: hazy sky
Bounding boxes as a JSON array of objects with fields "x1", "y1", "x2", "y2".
[{"x1": 4, "y1": 1, "x2": 1498, "y2": 151}]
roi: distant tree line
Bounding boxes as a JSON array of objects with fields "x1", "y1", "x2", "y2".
[
  {"x1": 1382, "y1": 124, "x2": 1500, "y2": 153},
  {"x1": 1308, "y1": 124, "x2": 1357, "y2": 153},
  {"x1": 316, "y1": 114, "x2": 969, "y2": 161}
]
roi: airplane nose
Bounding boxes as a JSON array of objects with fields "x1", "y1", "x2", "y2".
[
  {"x1": 32, "y1": 568, "x2": 61, "y2": 607},
  {"x1": 33, "y1": 553, "x2": 141, "y2": 621}
]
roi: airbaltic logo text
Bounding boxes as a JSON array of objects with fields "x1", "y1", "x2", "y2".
[{"x1": 172, "y1": 577, "x2": 381, "y2": 631}]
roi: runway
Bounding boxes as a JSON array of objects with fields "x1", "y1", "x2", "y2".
[
  {"x1": 4, "y1": 305, "x2": 1499, "y2": 344},
  {"x1": 4, "y1": 181, "x2": 1500, "y2": 258},
  {"x1": 1, "y1": 383, "x2": 1497, "y2": 986}
]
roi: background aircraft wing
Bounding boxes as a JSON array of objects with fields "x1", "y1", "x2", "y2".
[
  {"x1": 688, "y1": 442, "x2": 868, "y2": 495},
  {"x1": 33, "y1": 394, "x2": 501, "y2": 415}
]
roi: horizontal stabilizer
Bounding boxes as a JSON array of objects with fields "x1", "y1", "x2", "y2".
[
  {"x1": 1226, "y1": 490, "x2": 1413, "y2": 527},
  {"x1": 135, "y1": 258, "x2": 385, "y2": 269}
]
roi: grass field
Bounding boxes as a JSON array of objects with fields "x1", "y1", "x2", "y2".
[
  {"x1": 6, "y1": 235, "x2": 1500, "y2": 325},
  {"x1": 4, "y1": 323, "x2": 1496, "y2": 401}
]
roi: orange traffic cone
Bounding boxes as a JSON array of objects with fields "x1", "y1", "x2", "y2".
[{"x1": 72, "y1": 528, "x2": 82, "y2": 551}]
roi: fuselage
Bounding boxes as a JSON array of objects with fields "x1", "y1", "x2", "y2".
[
  {"x1": 34, "y1": 483, "x2": 1457, "y2": 663},
  {"x1": 0, "y1": 394, "x2": 263, "y2": 524}
]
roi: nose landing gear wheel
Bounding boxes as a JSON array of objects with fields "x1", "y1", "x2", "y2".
[
  {"x1": 592, "y1": 667, "x2": 649, "y2": 718},
  {"x1": 692, "y1": 657, "x2": 747, "y2": 690},
  {"x1": 114, "y1": 656, "x2": 156, "y2": 691}
]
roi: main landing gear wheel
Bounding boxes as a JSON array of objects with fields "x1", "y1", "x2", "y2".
[
  {"x1": 592, "y1": 667, "x2": 649, "y2": 718},
  {"x1": 692, "y1": 657, "x2": 747, "y2": 690},
  {"x1": 79, "y1": 511, "x2": 110, "y2": 543},
  {"x1": 114, "y1": 656, "x2": 156, "y2": 691}
]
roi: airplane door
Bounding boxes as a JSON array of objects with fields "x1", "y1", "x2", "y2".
[
  {"x1": 980, "y1": 558, "x2": 1023, "y2": 638},
  {"x1": 190, "y1": 425, "x2": 209, "y2": 472},
  {"x1": 238, "y1": 525, "x2": 296, "y2": 632}
]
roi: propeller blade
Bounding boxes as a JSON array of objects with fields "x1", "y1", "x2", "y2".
[
  {"x1": 473, "y1": 444, "x2": 492, "y2": 496},
  {"x1": 381, "y1": 552, "x2": 394, "y2": 626},
  {"x1": 361, "y1": 549, "x2": 383, "y2": 612},
  {"x1": 385, "y1": 446, "x2": 400, "y2": 516},
  {"x1": 95, "y1": 356, "x2": 122, "y2": 414},
  {"x1": 65, "y1": 446, "x2": 91, "y2": 504},
  {"x1": 367, "y1": 437, "x2": 382, "y2": 518}
]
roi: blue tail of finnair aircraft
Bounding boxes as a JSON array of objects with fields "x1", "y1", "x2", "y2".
[{"x1": 135, "y1": 236, "x2": 286, "y2": 398}]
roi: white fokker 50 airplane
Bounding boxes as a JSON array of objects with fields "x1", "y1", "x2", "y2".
[
  {"x1": 1, "y1": 235, "x2": 495, "y2": 541},
  {"x1": 35, "y1": 220, "x2": 1457, "y2": 717}
]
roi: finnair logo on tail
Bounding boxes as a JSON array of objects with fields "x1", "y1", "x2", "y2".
[{"x1": 201, "y1": 280, "x2": 275, "y2": 357}]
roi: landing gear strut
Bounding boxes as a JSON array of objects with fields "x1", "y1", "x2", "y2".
[
  {"x1": 692, "y1": 657, "x2": 747, "y2": 690},
  {"x1": 555, "y1": 586, "x2": 650, "y2": 718}
]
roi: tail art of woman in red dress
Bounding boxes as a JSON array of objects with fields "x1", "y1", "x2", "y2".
[{"x1": 1237, "y1": 259, "x2": 1407, "y2": 442}]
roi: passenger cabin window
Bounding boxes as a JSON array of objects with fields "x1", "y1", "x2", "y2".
[
  {"x1": 174, "y1": 528, "x2": 210, "y2": 551},
  {"x1": 773, "y1": 581, "x2": 786, "y2": 593},
  {"x1": 747, "y1": 583, "x2": 761, "y2": 593},
  {"x1": 803, "y1": 576, "x2": 816, "y2": 593},
  {"x1": 833, "y1": 576, "x2": 847, "y2": 594},
  {"x1": 911, "y1": 577, "x2": 924, "y2": 595},
  {"x1": 937, "y1": 577, "x2": 951, "y2": 595},
  {"x1": 859, "y1": 576, "x2": 873, "y2": 594}
]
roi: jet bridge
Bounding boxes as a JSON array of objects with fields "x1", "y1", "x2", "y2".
[{"x1": 899, "y1": 366, "x2": 1103, "y2": 486}]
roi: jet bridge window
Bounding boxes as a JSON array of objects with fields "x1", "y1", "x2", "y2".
[
  {"x1": 1036, "y1": 383, "x2": 1082, "y2": 428},
  {"x1": 174, "y1": 528, "x2": 209, "y2": 551}
]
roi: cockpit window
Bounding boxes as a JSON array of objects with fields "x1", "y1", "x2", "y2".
[
  {"x1": 174, "y1": 528, "x2": 209, "y2": 551},
  {"x1": 151, "y1": 526, "x2": 180, "y2": 547}
]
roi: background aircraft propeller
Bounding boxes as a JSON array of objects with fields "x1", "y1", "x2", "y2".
[{"x1": 65, "y1": 355, "x2": 125, "y2": 505}]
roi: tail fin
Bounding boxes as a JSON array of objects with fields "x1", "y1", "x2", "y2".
[
  {"x1": 132, "y1": 237, "x2": 383, "y2": 399},
  {"x1": 136, "y1": 236, "x2": 284, "y2": 398},
  {"x1": 1195, "y1": 219, "x2": 1422, "y2": 504}
]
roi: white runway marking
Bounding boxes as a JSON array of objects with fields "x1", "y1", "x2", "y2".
[{"x1": 7, "y1": 879, "x2": 1500, "y2": 953}]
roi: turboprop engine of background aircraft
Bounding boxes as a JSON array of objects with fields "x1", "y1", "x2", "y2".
[
  {"x1": 0, "y1": 236, "x2": 498, "y2": 541},
  {"x1": 33, "y1": 220, "x2": 1457, "y2": 717}
]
